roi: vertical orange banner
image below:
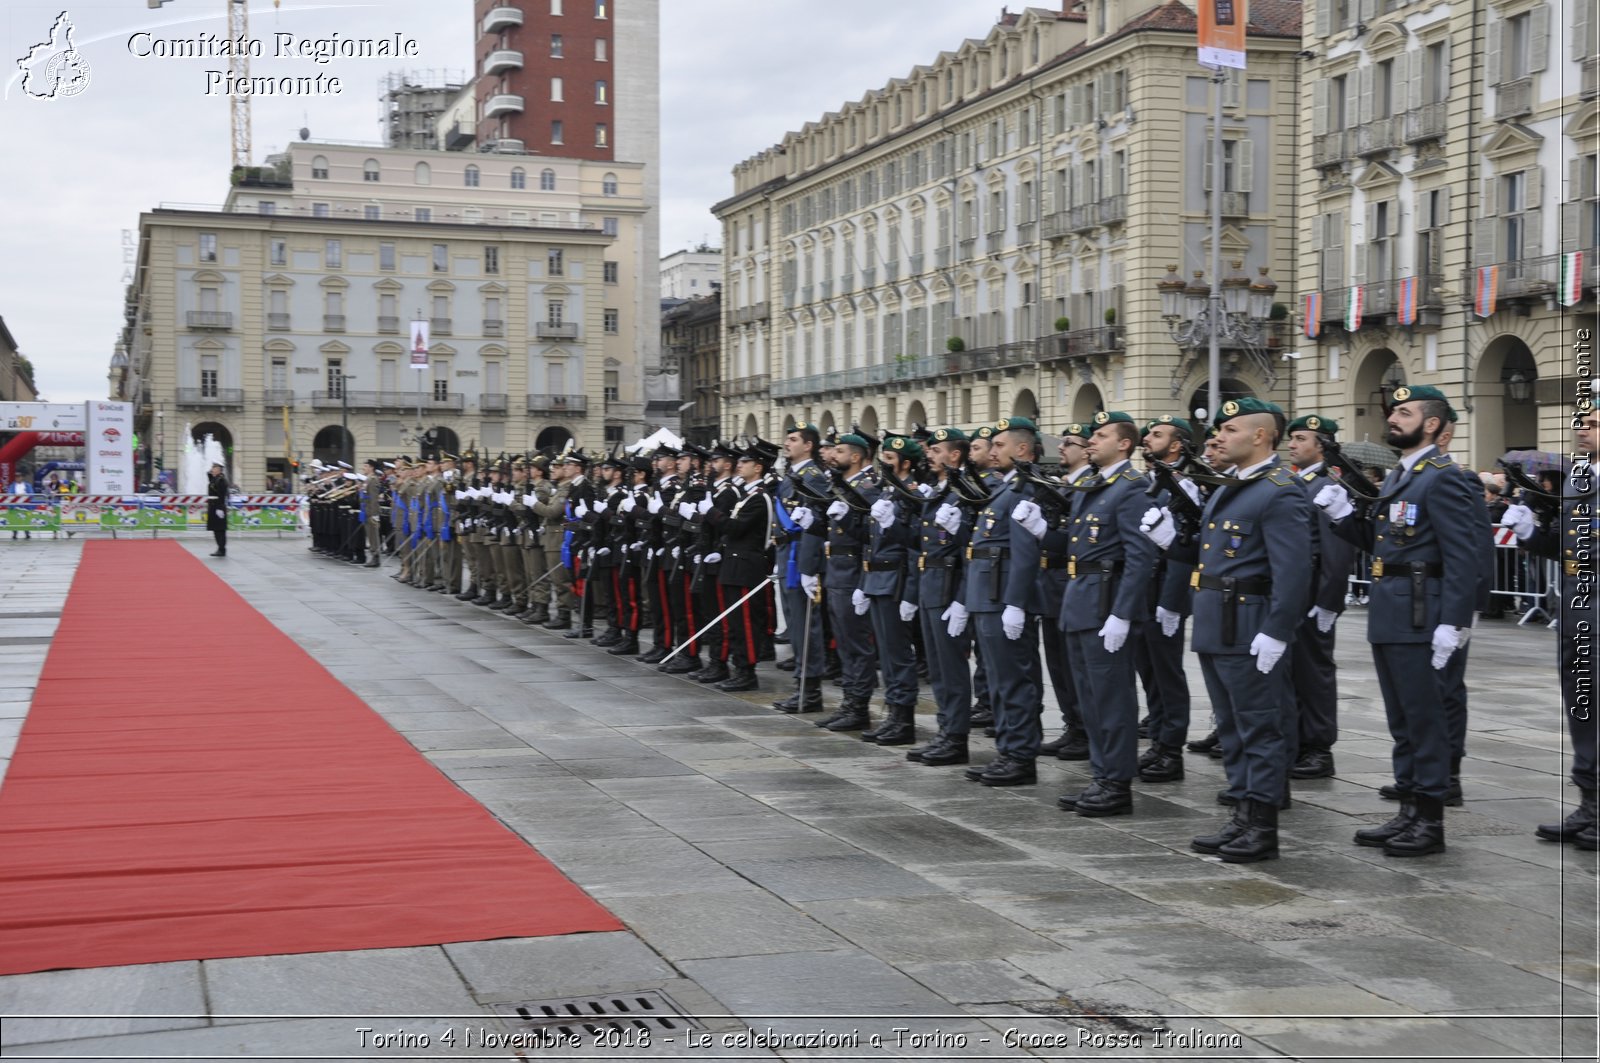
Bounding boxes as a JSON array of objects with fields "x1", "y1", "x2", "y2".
[{"x1": 1198, "y1": 0, "x2": 1248, "y2": 70}]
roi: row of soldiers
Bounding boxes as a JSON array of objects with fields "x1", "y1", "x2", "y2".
[{"x1": 310, "y1": 389, "x2": 1596, "y2": 862}]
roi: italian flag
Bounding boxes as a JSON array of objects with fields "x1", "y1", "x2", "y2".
[
  {"x1": 1345, "y1": 285, "x2": 1364, "y2": 332},
  {"x1": 1562, "y1": 251, "x2": 1584, "y2": 307}
]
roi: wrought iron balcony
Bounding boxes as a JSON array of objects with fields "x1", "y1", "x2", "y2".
[
  {"x1": 536, "y1": 321, "x2": 579, "y2": 339},
  {"x1": 1041, "y1": 211, "x2": 1072, "y2": 240},
  {"x1": 884, "y1": 261, "x2": 900, "y2": 281},
  {"x1": 1404, "y1": 103, "x2": 1447, "y2": 144},
  {"x1": 312, "y1": 389, "x2": 377, "y2": 409},
  {"x1": 526, "y1": 393, "x2": 589, "y2": 414},
  {"x1": 909, "y1": 252, "x2": 925, "y2": 273},
  {"x1": 186, "y1": 310, "x2": 233, "y2": 330},
  {"x1": 1355, "y1": 117, "x2": 1401, "y2": 156},
  {"x1": 424, "y1": 393, "x2": 465, "y2": 412},
  {"x1": 1495, "y1": 77, "x2": 1533, "y2": 121},
  {"x1": 176, "y1": 387, "x2": 244, "y2": 407},
  {"x1": 264, "y1": 388, "x2": 294, "y2": 406},
  {"x1": 860, "y1": 267, "x2": 876, "y2": 287},
  {"x1": 936, "y1": 247, "x2": 952, "y2": 267},
  {"x1": 480, "y1": 393, "x2": 508, "y2": 413},
  {"x1": 1312, "y1": 131, "x2": 1351, "y2": 168},
  {"x1": 800, "y1": 285, "x2": 814, "y2": 303},
  {"x1": 1039, "y1": 326, "x2": 1125, "y2": 362},
  {"x1": 267, "y1": 312, "x2": 291, "y2": 330},
  {"x1": 1584, "y1": 56, "x2": 1600, "y2": 101},
  {"x1": 323, "y1": 314, "x2": 345, "y2": 332},
  {"x1": 1460, "y1": 249, "x2": 1599, "y2": 303},
  {"x1": 378, "y1": 315, "x2": 400, "y2": 333},
  {"x1": 483, "y1": 318, "x2": 504, "y2": 336},
  {"x1": 819, "y1": 279, "x2": 833, "y2": 299},
  {"x1": 430, "y1": 316, "x2": 451, "y2": 336},
  {"x1": 1069, "y1": 205, "x2": 1096, "y2": 233},
  {"x1": 958, "y1": 238, "x2": 976, "y2": 259}
]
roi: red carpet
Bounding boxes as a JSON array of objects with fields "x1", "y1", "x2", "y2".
[{"x1": 0, "y1": 540, "x2": 620, "y2": 975}]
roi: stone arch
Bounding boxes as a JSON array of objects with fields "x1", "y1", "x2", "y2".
[
  {"x1": 311, "y1": 424, "x2": 350, "y2": 467},
  {"x1": 904, "y1": 400, "x2": 928, "y2": 432},
  {"x1": 856, "y1": 405, "x2": 880, "y2": 438},
  {"x1": 1010, "y1": 389, "x2": 1039, "y2": 418},
  {"x1": 1070, "y1": 383, "x2": 1105, "y2": 425},
  {"x1": 535, "y1": 425, "x2": 573, "y2": 452},
  {"x1": 1346, "y1": 347, "x2": 1406, "y2": 446},
  {"x1": 421, "y1": 427, "x2": 460, "y2": 460},
  {"x1": 743, "y1": 414, "x2": 760, "y2": 439},
  {"x1": 1477, "y1": 333, "x2": 1540, "y2": 458},
  {"x1": 1185, "y1": 376, "x2": 1257, "y2": 425}
]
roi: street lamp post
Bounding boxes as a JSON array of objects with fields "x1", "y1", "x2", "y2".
[
  {"x1": 339, "y1": 375, "x2": 356, "y2": 468},
  {"x1": 155, "y1": 408, "x2": 165, "y2": 491}
]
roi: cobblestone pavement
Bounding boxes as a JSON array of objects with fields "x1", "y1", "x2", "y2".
[{"x1": 1, "y1": 538, "x2": 1595, "y2": 1061}]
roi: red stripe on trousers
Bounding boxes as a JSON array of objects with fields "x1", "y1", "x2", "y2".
[
  {"x1": 741, "y1": 597, "x2": 757, "y2": 665},
  {"x1": 658, "y1": 571, "x2": 672, "y2": 648}
]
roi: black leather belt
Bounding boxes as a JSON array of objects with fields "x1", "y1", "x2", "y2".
[
  {"x1": 968, "y1": 545, "x2": 1009, "y2": 559},
  {"x1": 825, "y1": 544, "x2": 860, "y2": 557},
  {"x1": 1067, "y1": 559, "x2": 1122, "y2": 579},
  {"x1": 863, "y1": 560, "x2": 899, "y2": 571},
  {"x1": 1191, "y1": 573, "x2": 1272, "y2": 595},
  {"x1": 1041, "y1": 557, "x2": 1072, "y2": 571},
  {"x1": 918, "y1": 555, "x2": 959, "y2": 570},
  {"x1": 1371, "y1": 561, "x2": 1443, "y2": 579}
]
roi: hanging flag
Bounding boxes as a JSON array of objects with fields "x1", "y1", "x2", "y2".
[
  {"x1": 1197, "y1": 0, "x2": 1249, "y2": 70},
  {"x1": 1474, "y1": 265, "x2": 1499, "y2": 318},
  {"x1": 1304, "y1": 292, "x2": 1322, "y2": 338},
  {"x1": 1345, "y1": 285, "x2": 1364, "y2": 332},
  {"x1": 1396, "y1": 276, "x2": 1417, "y2": 326},
  {"x1": 409, "y1": 320, "x2": 431, "y2": 369},
  {"x1": 1561, "y1": 251, "x2": 1585, "y2": 307}
]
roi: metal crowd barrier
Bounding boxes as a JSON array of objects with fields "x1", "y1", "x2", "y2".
[
  {"x1": 1345, "y1": 540, "x2": 1558, "y2": 628},
  {"x1": 0, "y1": 494, "x2": 307, "y2": 537}
]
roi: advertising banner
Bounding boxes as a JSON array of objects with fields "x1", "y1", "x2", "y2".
[
  {"x1": 0, "y1": 497, "x2": 55, "y2": 531},
  {"x1": 0, "y1": 403, "x2": 87, "y2": 432},
  {"x1": 1197, "y1": 0, "x2": 1248, "y2": 70},
  {"x1": 84, "y1": 401, "x2": 136, "y2": 494},
  {"x1": 409, "y1": 319, "x2": 431, "y2": 369}
]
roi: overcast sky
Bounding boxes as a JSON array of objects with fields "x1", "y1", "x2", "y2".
[{"x1": 0, "y1": 0, "x2": 1006, "y2": 404}]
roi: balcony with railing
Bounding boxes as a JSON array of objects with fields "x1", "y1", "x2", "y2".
[
  {"x1": 484, "y1": 93, "x2": 525, "y2": 118},
  {"x1": 312, "y1": 389, "x2": 377, "y2": 409},
  {"x1": 1495, "y1": 77, "x2": 1533, "y2": 121},
  {"x1": 186, "y1": 310, "x2": 233, "y2": 330},
  {"x1": 936, "y1": 247, "x2": 952, "y2": 267},
  {"x1": 909, "y1": 252, "x2": 925, "y2": 273},
  {"x1": 800, "y1": 284, "x2": 813, "y2": 303},
  {"x1": 861, "y1": 267, "x2": 877, "y2": 287},
  {"x1": 1355, "y1": 117, "x2": 1401, "y2": 156},
  {"x1": 526, "y1": 393, "x2": 589, "y2": 414},
  {"x1": 1209, "y1": 190, "x2": 1249, "y2": 218},
  {"x1": 958, "y1": 237, "x2": 976, "y2": 259},
  {"x1": 1096, "y1": 195, "x2": 1127, "y2": 226},
  {"x1": 323, "y1": 314, "x2": 345, "y2": 332},
  {"x1": 725, "y1": 374, "x2": 770, "y2": 397},
  {"x1": 480, "y1": 393, "x2": 509, "y2": 413},
  {"x1": 430, "y1": 316, "x2": 452, "y2": 336},
  {"x1": 535, "y1": 321, "x2": 579, "y2": 339},
  {"x1": 986, "y1": 232, "x2": 1005, "y2": 254},
  {"x1": 176, "y1": 387, "x2": 244, "y2": 407},
  {"x1": 1038, "y1": 326, "x2": 1126, "y2": 362},
  {"x1": 1042, "y1": 211, "x2": 1072, "y2": 240},
  {"x1": 264, "y1": 388, "x2": 294, "y2": 407},
  {"x1": 267, "y1": 312, "x2": 291, "y2": 330},
  {"x1": 819, "y1": 279, "x2": 833, "y2": 299},
  {"x1": 1312, "y1": 131, "x2": 1351, "y2": 167},
  {"x1": 1461, "y1": 248, "x2": 1600, "y2": 303},
  {"x1": 482, "y1": 5, "x2": 523, "y2": 33},
  {"x1": 1585, "y1": 55, "x2": 1600, "y2": 101},
  {"x1": 483, "y1": 49, "x2": 523, "y2": 75},
  {"x1": 1016, "y1": 221, "x2": 1037, "y2": 243},
  {"x1": 423, "y1": 393, "x2": 465, "y2": 412},
  {"x1": 1404, "y1": 103, "x2": 1447, "y2": 143},
  {"x1": 1069, "y1": 205, "x2": 1097, "y2": 233},
  {"x1": 377, "y1": 315, "x2": 400, "y2": 333},
  {"x1": 483, "y1": 318, "x2": 505, "y2": 337},
  {"x1": 885, "y1": 261, "x2": 901, "y2": 281}
]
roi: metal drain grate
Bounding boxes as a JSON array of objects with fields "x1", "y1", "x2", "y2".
[{"x1": 491, "y1": 990, "x2": 703, "y2": 1038}]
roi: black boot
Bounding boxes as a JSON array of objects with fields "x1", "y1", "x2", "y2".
[
  {"x1": 1290, "y1": 749, "x2": 1336, "y2": 779},
  {"x1": 819, "y1": 696, "x2": 869, "y2": 731},
  {"x1": 715, "y1": 661, "x2": 759, "y2": 692},
  {"x1": 1444, "y1": 756, "x2": 1464, "y2": 807},
  {"x1": 872, "y1": 703, "x2": 917, "y2": 746},
  {"x1": 860, "y1": 706, "x2": 890, "y2": 742},
  {"x1": 824, "y1": 649, "x2": 843, "y2": 680},
  {"x1": 1139, "y1": 744, "x2": 1185, "y2": 783},
  {"x1": 1355, "y1": 799, "x2": 1418, "y2": 848},
  {"x1": 542, "y1": 610, "x2": 572, "y2": 630},
  {"x1": 1378, "y1": 782, "x2": 1411, "y2": 801},
  {"x1": 523, "y1": 609, "x2": 550, "y2": 626},
  {"x1": 1384, "y1": 795, "x2": 1446, "y2": 856},
  {"x1": 638, "y1": 644, "x2": 669, "y2": 665},
  {"x1": 606, "y1": 634, "x2": 641, "y2": 656},
  {"x1": 969, "y1": 702, "x2": 994, "y2": 728},
  {"x1": 1219, "y1": 800, "x2": 1280, "y2": 863},
  {"x1": 1191, "y1": 804, "x2": 1250, "y2": 855},
  {"x1": 1136, "y1": 714, "x2": 1152, "y2": 739},
  {"x1": 775, "y1": 677, "x2": 824, "y2": 713},
  {"x1": 776, "y1": 657, "x2": 797, "y2": 672},
  {"x1": 661, "y1": 654, "x2": 700, "y2": 675},
  {"x1": 694, "y1": 660, "x2": 731, "y2": 684},
  {"x1": 1055, "y1": 730, "x2": 1090, "y2": 760},
  {"x1": 1537, "y1": 787, "x2": 1599, "y2": 842},
  {"x1": 1577, "y1": 822, "x2": 1599, "y2": 851},
  {"x1": 1075, "y1": 779, "x2": 1133, "y2": 816},
  {"x1": 917, "y1": 733, "x2": 969, "y2": 765},
  {"x1": 455, "y1": 585, "x2": 480, "y2": 601},
  {"x1": 1186, "y1": 730, "x2": 1220, "y2": 755},
  {"x1": 978, "y1": 755, "x2": 1038, "y2": 787},
  {"x1": 472, "y1": 589, "x2": 497, "y2": 606},
  {"x1": 563, "y1": 622, "x2": 596, "y2": 639},
  {"x1": 593, "y1": 628, "x2": 623, "y2": 647},
  {"x1": 906, "y1": 732, "x2": 949, "y2": 762}
]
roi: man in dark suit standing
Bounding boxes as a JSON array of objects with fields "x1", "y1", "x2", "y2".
[{"x1": 207, "y1": 461, "x2": 229, "y2": 558}]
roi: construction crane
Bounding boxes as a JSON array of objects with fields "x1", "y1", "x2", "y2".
[{"x1": 148, "y1": 0, "x2": 280, "y2": 170}]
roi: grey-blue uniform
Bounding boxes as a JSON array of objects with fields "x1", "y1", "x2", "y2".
[
  {"x1": 1326, "y1": 422, "x2": 1480, "y2": 807},
  {"x1": 1132, "y1": 430, "x2": 1195, "y2": 761},
  {"x1": 1038, "y1": 449, "x2": 1093, "y2": 752},
  {"x1": 915, "y1": 451, "x2": 975, "y2": 740},
  {"x1": 863, "y1": 446, "x2": 920, "y2": 713},
  {"x1": 968, "y1": 443, "x2": 1005, "y2": 723},
  {"x1": 964, "y1": 423, "x2": 1049, "y2": 768},
  {"x1": 1060, "y1": 427, "x2": 1159, "y2": 789},
  {"x1": 778, "y1": 449, "x2": 831, "y2": 678},
  {"x1": 1289, "y1": 460, "x2": 1355, "y2": 760},
  {"x1": 823, "y1": 458, "x2": 880, "y2": 708},
  {"x1": 1439, "y1": 460, "x2": 1495, "y2": 787},
  {"x1": 1181, "y1": 453, "x2": 1312, "y2": 808}
]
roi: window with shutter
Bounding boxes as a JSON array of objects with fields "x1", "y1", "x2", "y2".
[{"x1": 1529, "y1": 4, "x2": 1549, "y2": 73}]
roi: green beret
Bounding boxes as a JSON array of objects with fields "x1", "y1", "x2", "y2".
[
  {"x1": 790, "y1": 421, "x2": 818, "y2": 433},
  {"x1": 1092, "y1": 411, "x2": 1137, "y2": 428},
  {"x1": 1143, "y1": 415, "x2": 1193, "y2": 437},
  {"x1": 929, "y1": 427, "x2": 968, "y2": 443},
  {"x1": 1213, "y1": 397, "x2": 1285, "y2": 427},
  {"x1": 1287, "y1": 414, "x2": 1340, "y2": 436},
  {"x1": 884, "y1": 435, "x2": 924, "y2": 462},
  {"x1": 837, "y1": 433, "x2": 873, "y2": 451},
  {"x1": 993, "y1": 416, "x2": 1039, "y2": 434},
  {"x1": 1060, "y1": 422, "x2": 1091, "y2": 440},
  {"x1": 972, "y1": 425, "x2": 997, "y2": 440},
  {"x1": 1390, "y1": 384, "x2": 1458, "y2": 422}
]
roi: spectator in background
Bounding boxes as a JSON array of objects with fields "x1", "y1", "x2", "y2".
[
  {"x1": 1482, "y1": 480, "x2": 1508, "y2": 525},
  {"x1": 9, "y1": 474, "x2": 31, "y2": 540}
]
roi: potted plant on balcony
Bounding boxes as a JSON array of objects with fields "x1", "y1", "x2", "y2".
[
  {"x1": 946, "y1": 336, "x2": 966, "y2": 353},
  {"x1": 1053, "y1": 317, "x2": 1071, "y2": 356},
  {"x1": 1103, "y1": 308, "x2": 1118, "y2": 350},
  {"x1": 1266, "y1": 302, "x2": 1289, "y2": 348},
  {"x1": 1055, "y1": 316, "x2": 1071, "y2": 334}
]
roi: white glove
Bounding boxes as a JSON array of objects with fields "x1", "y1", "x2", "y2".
[
  {"x1": 1155, "y1": 605, "x2": 1181, "y2": 639},
  {"x1": 870, "y1": 498, "x2": 896, "y2": 529},
  {"x1": 1140, "y1": 506, "x2": 1175, "y2": 550},
  {"x1": 852, "y1": 588, "x2": 870, "y2": 615},
  {"x1": 1178, "y1": 477, "x2": 1202, "y2": 506},
  {"x1": 1430, "y1": 624, "x2": 1462, "y2": 670},
  {"x1": 898, "y1": 600, "x2": 917, "y2": 622},
  {"x1": 522, "y1": 493, "x2": 536, "y2": 507},
  {"x1": 596, "y1": 547, "x2": 611, "y2": 557},
  {"x1": 593, "y1": 498, "x2": 609, "y2": 514},
  {"x1": 1249, "y1": 632, "x2": 1288, "y2": 674},
  {"x1": 792, "y1": 505, "x2": 815, "y2": 530},
  {"x1": 1313, "y1": 482, "x2": 1353, "y2": 522},
  {"x1": 677, "y1": 501, "x2": 695, "y2": 520},
  {"x1": 1099, "y1": 614, "x2": 1130, "y2": 653},
  {"x1": 697, "y1": 496, "x2": 713, "y2": 514},
  {"x1": 691, "y1": 555, "x2": 702, "y2": 566},
  {"x1": 671, "y1": 546, "x2": 681, "y2": 560},
  {"x1": 575, "y1": 499, "x2": 589, "y2": 518},
  {"x1": 703, "y1": 551, "x2": 721, "y2": 564},
  {"x1": 1500, "y1": 503, "x2": 1535, "y2": 541},
  {"x1": 943, "y1": 600, "x2": 968, "y2": 637},
  {"x1": 917, "y1": 482, "x2": 935, "y2": 498},
  {"x1": 801, "y1": 573, "x2": 821, "y2": 599},
  {"x1": 1309, "y1": 605, "x2": 1338, "y2": 633},
  {"x1": 934, "y1": 502, "x2": 963, "y2": 534},
  {"x1": 619, "y1": 495, "x2": 636, "y2": 513},
  {"x1": 826, "y1": 500, "x2": 849, "y2": 521},
  {"x1": 1012, "y1": 499, "x2": 1047, "y2": 539},
  {"x1": 1002, "y1": 604, "x2": 1027, "y2": 640},
  {"x1": 647, "y1": 492, "x2": 663, "y2": 514}
]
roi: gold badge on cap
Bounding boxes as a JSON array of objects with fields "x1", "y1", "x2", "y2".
[
  {"x1": 1159, "y1": 415, "x2": 1172, "y2": 423},
  {"x1": 1392, "y1": 386, "x2": 1411, "y2": 402},
  {"x1": 1222, "y1": 400, "x2": 1240, "y2": 416},
  {"x1": 891, "y1": 438, "x2": 904, "y2": 450},
  {"x1": 934, "y1": 429, "x2": 948, "y2": 441},
  {"x1": 1306, "y1": 416, "x2": 1321, "y2": 430},
  {"x1": 1067, "y1": 424, "x2": 1083, "y2": 436},
  {"x1": 995, "y1": 418, "x2": 1010, "y2": 430},
  {"x1": 1094, "y1": 412, "x2": 1109, "y2": 425}
]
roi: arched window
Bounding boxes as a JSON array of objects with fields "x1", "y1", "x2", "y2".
[
  {"x1": 311, "y1": 155, "x2": 329, "y2": 179},
  {"x1": 510, "y1": 167, "x2": 526, "y2": 190},
  {"x1": 362, "y1": 158, "x2": 380, "y2": 182},
  {"x1": 602, "y1": 172, "x2": 618, "y2": 196},
  {"x1": 464, "y1": 164, "x2": 480, "y2": 188},
  {"x1": 414, "y1": 161, "x2": 431, "y2": 185},
  {"x1": 540, "y1": 168, "x2": 557, "y2": 190}
]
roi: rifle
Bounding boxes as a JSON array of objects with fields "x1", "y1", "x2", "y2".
[
  {"x1": 1498, "y1": 460, "x2": 1562, "y2": 521},
  {"x1": 876, "y1": 456, "x2": 931, "y2": 506},
  {"x1": 827, "y1": 465, "x2": 875, "y2": 512},
  {"x1": 1012, "y1": 460, "x2": 1076, "y2": 523},
  {"x1": 1323, "y1": 438, "x2": 1384, "y2": 499},
  {"x1": 947, "y1": 464, "x2": 997, "y2": 508},
  {"x1": 1143, "y1": 455, "x2": 1203, "y2": 537}
]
